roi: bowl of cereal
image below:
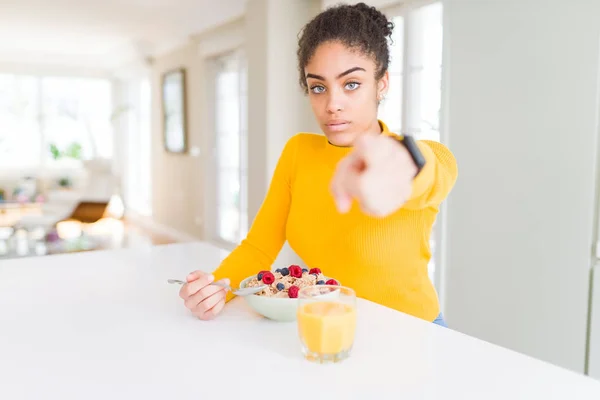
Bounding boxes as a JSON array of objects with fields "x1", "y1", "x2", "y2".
[{"x1": 240, "y1": 265, "x2": 340, "y2": 322}]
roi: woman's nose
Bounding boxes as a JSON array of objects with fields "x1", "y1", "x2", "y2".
[{"x1": 326, "y1": 91, "x2": 344, "y2": 114}]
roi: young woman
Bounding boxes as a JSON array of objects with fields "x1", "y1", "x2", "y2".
[{"x1": 179, "y1": 3, "x2": 458, "y2": 326}]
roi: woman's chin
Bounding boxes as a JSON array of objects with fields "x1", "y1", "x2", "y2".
[{"x1": 324, "y1": 131, "x2": 357, "y2": 147}]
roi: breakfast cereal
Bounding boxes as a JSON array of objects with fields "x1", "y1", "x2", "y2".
[{"x1": 245, "y1": 266, "x2": 339, "y2": 298}]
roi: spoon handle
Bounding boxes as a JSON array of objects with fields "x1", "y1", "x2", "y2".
[{"x1": 167, "y1": 278, "x2": 231, "y2": 291}]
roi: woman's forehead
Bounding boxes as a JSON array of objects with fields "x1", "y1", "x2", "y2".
[{"x1": 306, "y1": 41, "x2": 375, "y2": 74}]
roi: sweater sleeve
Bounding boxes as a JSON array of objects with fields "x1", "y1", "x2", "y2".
[
  {"x1": 402, "y1": 140, "x2": 458, "y2": 210},
  {"x1": 212, "y1": 135, "x2": 299, "y2": 301}
]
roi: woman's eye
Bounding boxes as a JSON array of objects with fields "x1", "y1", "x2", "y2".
[
  {"x1": 345, "y1": 82, "x2": 360, "y2": 91},
  {"x1": 310, "y1": 85, "x2": 325, "y2": 94}
]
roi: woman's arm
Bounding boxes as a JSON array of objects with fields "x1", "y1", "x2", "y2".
[
  {"x1": 402, "y1": 140, "x2": 458, "y2": 210},
  {"x1": 330, "y1": 136, "x2": 457, "y2": 216},
  {"x1": 212, "y1": 135, "x2": 300, "y2": 301}
]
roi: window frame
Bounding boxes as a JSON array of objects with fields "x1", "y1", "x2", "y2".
[
  {"x1": 121, "y1": 76, "x2": 153, "y2": 217},
  {"x1": 382, "y1": 0, "x2": 447, "y2": 298},
  {"x1": 383, "y1": 0, "x2": 443, "y2": 141},
  {"x1": 204, "y1": 48, "x2": 248, "y2": 250},
  {"x1": 197, "y1": 18, "x2": 248, "y2": 251}
]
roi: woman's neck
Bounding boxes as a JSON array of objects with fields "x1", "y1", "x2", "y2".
[
  {"x1": 373, "y1": 119, "x2": 384, "y2": 135},
  {"x1": 361, "y1": 119, "x2": 384, "y2": 139},
  {"x1": 361, "y1": 119, "x2": 384, "y2": 137}
]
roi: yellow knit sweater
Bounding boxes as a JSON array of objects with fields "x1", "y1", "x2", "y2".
[{"x1": 213, "y1": 121, "x2": 458, "y2": 322}]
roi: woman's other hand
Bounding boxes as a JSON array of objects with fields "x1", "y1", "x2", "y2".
[{"x1": 179, "y1": 271, "x2": 230, "y2": 320}]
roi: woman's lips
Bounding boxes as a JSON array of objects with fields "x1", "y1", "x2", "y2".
[{"x1": 326, "y1": 121, "x2": 350, "y2": 132}]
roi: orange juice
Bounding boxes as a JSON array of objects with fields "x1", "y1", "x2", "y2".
[{"x1": 297, "y1": 301, "x2": 357, "y2": 355}]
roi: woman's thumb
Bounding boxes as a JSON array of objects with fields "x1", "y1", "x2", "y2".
[{"x1": 215, "y1": 277, "x2": 230, "y2": 286}]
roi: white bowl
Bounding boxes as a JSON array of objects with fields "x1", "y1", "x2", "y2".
[{"x1": 240, "y1": 275, "x2": 340, "y2": 322}]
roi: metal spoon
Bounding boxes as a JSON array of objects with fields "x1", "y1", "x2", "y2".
[{"x1": 167, "y1": 279, "x2": 267, "y2": 296}]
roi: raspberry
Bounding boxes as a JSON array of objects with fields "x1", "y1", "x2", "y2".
[
  {"x1": 262, "y1": 272, "x2": 275, "y2": 285},
  {"x1": 289, "y1": 265, "x2": 302, "y2": 278},
  {"x1": 309, "y1": 268, "x2": 321, "y2": 275},
  {"x1": 257, "y1": 270, "x2": 269, "y2": 280},
  {"x1": 288, "y1": 285, "x2": 299, "y2": 298},
  {"x1": 326, "y1": 279, "x2": 338, "y2": 286}
]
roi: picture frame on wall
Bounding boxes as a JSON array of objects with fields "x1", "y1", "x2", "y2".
[{"x1": 161, "y1": 68, "x2": 187, "y2": 153}]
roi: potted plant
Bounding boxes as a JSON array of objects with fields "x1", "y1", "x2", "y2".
[{"x1": 49, "y1": 142, "x2": 82, "y2": 190}]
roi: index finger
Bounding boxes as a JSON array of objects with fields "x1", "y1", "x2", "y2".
[
  {"x1": 179, "y1": 273, "x2": 214, "y2": 299},
  {"x1": 186, "y1": 270, "x2": 206, "y2": 282}
]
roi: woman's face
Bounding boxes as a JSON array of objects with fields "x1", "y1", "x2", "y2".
[{"x1": 304, "y1": 41, "x2": 388, "y2": 146}]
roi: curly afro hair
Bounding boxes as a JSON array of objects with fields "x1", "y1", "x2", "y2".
[{"x1": 297, "y1": 2, "x2": 395, "y2": 93}]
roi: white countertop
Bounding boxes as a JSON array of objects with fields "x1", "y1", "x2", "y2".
[{"x1": 1, "y1": 242, "x2": 599, "y2": 399}]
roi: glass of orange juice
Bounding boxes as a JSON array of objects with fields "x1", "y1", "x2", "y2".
[{"x1": 297, "y1": 285, "x2": 357, "y2": 363}]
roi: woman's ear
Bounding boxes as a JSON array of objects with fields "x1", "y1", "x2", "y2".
[{"x1": 377, "y1": 70, "x2": 389, "y2": 102}]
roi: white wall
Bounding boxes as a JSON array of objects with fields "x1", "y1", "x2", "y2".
[
  {"x1": 245, "y1": 0, "x2": 321, "y2": 267},
  {"x1": 443, "y1": 0, "x2": 600, "y2": 374},
  {"x1": 0, "y1": 62, "x2": 112, "y2": 79},
  {"x1": 149, "y1": 42, "x2": 206, "y2": 238}
]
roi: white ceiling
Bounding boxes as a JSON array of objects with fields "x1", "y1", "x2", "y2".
[{"x1": 0, "y1": 0, "x2": 246, "y2": 71}]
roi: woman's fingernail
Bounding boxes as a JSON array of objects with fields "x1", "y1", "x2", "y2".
[
  {"x1": 333, "y1": 194, "x2": 342, "y2": 209},
  {"x1": 336, "y1": 196, "x2": 350, "y2": 213}
]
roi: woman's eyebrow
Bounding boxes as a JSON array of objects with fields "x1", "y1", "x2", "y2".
[
  {"x1": 305, "y1": 66, "x2": 366, "y2": 81},
  {"x1": 336, "y1": 67, "x2": 366, "y2": 78}
]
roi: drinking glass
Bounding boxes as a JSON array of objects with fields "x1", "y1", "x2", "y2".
[{"x1": 297, "y1": 285, "x2": 357, "y2": 363}]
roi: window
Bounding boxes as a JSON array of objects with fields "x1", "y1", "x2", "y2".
[
  {"x1": 124, "y1": 78, "x2": 152, "y2": 216},
  {"x1": 378, "y1": 15, "x2": 404, "y2": 134},
  {"x1": 0, "y1": 74, "x2": 113, "y2": 169},
  {"x1": 210, "y1": 50, "x2": 248, "y2": 245},
  {"x1": 0, "y1": 75, "x2": 41, "y2": 168},
  {"x1": 379, "y1": 1, "x2": 444, "y2": 283},
  {"x1": 379, "y1": 1, "x2": 443, "y2": 141}
]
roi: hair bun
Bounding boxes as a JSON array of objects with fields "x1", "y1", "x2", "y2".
[{"x1": 353, "y1": 2, "x2": 394, "y2": 38}]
